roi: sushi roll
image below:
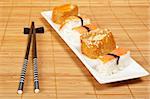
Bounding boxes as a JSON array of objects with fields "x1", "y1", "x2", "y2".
[
  {"x1": 81, "y1": 29, "x2": 116, "y2": 59},
  {"x1": 52, "y1": 4, "x2": 78, "y2": 24},
  {"x1": 60, "y1": 15, "x2": 91, "y2": 32},
  {"x1": 95, "y1": 48, "x2": 131, "y2": 76}
]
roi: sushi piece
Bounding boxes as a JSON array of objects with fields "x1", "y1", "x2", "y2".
[
  {"x1": 72, "y1": 24, "x2": 99, "y2": 34},
  {"x1": 69, "y1": 24, "x2": 100, "y2": 46},
  {"x1": 52, "y1": 4, "x2": 78, "y2": 24},
  {"x1": 81, "y1": 29, "x2": 116, "y2": 59},
  {"x1": 95, "y1": 48, "x2": 131, "y2": 76},
  {"x1": 60, "y1": 15, "x2": 90, "y2": 32}
]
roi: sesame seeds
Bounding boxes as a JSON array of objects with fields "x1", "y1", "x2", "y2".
[{"x1": 81, "y1": 29, "x2": 111, "y2": 48}]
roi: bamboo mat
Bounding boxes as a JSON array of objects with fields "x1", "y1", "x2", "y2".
[{"x1": 0, "y1": 0, "x2": 150, "y2": 99}]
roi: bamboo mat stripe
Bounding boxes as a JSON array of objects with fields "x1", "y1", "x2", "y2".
[{"x1": 0, "y1": 0, "x2": 150, "y2": 99}]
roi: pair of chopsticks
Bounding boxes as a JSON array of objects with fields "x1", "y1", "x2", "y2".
[{"x1": 17, "y1": 22, "x2": 40, "y2": 94}]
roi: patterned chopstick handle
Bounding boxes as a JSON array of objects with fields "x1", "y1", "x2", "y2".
[
  {"x1": 33, "y1": 58, "x2": 40, "y2": 93},
  {"x1": 17, "y1": 59, "x2": 28, "y2": 94}
]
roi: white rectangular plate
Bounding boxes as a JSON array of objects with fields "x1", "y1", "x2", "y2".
[{"x1": 41, "y1": 11, "x2": 149, "y2": 84}]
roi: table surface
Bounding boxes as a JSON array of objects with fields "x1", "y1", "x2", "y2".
[{"x1": 0, "y1": 0, "x2": 150, "y2": 99}]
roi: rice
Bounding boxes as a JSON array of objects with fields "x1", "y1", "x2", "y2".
[{"x1": 94, "y1": 51, "x2": 131, "y2": 76}]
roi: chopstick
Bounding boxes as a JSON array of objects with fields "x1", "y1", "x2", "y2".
[
  {"x1": 17, "y1": 22, "x2": 34, "y2": 95},
  {"x1": 32, "y1": 22, "x2": 40, "y2": 93},
  {"x1": 17, "y1": 22, "x2": 42, "y2": 94}
]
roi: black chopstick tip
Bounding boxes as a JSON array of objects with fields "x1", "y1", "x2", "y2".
[
  {"x1": 32, "y1": 21, "x2": 34, "y2": 25},
  {"x1": 17, "y1": 90, "x2": 23, "y2": 95},
  {"x1": 34, "y1": 89, "x2": 40, "y2": 93}
]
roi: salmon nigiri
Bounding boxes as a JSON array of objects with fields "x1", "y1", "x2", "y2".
[{"x1": 94, "y1": 48, "x2": 131, "y2": 76}]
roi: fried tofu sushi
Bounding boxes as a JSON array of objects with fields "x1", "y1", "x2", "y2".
[
  {"x1": 81, "y1": 29, "x2": 116, "y2": 59},
  {"x1": 52, "y1": 4, "x2": 78, "y2": 24}
]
